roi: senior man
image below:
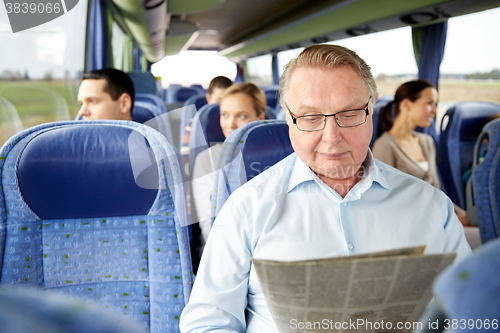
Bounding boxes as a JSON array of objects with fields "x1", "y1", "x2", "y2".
[{"x1": 180, "y1": 44, "x2": 471, "y2": 332}]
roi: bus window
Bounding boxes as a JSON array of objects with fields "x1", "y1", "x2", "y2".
[
  {"x1": 246, "y1": 54, "x2": 273, "y2": 87},
  {"x1": 0, "y1": 0, "x2": 87, "y2": 136}
]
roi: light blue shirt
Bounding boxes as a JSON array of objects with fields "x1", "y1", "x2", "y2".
[{"x1": 180, "y1": 152, "x2": 471, "y2": 333}]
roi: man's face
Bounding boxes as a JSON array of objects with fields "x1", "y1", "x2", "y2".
[
  {"x1": 206, "y1": 87, "x2": 226, "y2": 104},
  {"x1": 77, "y1": 79, "x2": 131, "y2": 120},
  {"x1": 287, "y1": 66, "x2": 372, "y2": 183}
]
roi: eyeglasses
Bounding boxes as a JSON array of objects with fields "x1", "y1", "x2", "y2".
[{"x1": 287, "y1": 99, "x2": 370, "y2": 132}]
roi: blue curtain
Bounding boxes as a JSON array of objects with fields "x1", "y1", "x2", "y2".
[
  {"x1": 234, "y1": 63, "x2": 244, "y2": 83},
  {"x1": 414, "y1": 21, "x2": 448, "y2": 89},
  {"x1": 133, "y1": 46, "x2": 142, "y2": 72},
  {"x1": 89, "y1": 0, "x2": 110, "y2": 70},
  {"x1": 272, "y1": 54, "x2": 280, "y2": 85},
  {"x1": 412, "y1": 21, "x2": 448, "y2": 143}
]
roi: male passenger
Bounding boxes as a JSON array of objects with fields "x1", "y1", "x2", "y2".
[
  {"x1": 77, "y1": 68, "x2": 135, "y2": 120},
  {"x1": 205, "y1": 75, "x2": 233, "y2": 104},
  {"x1": 180, "y1": 45, "x2": 471, "y2": 332}
]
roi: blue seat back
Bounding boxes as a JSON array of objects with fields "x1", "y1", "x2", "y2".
[
  {"x1": 127, "y1": 72, "x2": 160, "y2": 97},
  {"x1": 0, "y1": 121, "x2": 193, "y2": 332},
  {"x1": 370, "y1": 95, "x2": 394, "y2": 148},
  {"x1": 211, "y1": 120, "x2": 294, "y2": 221},
  {"x1": 265, "y1": 105, "x2": 277, "y2": 119},
  {"x1": 135, "y1": 93, "x2": 174, "y2": 145},
  {"x1": 263, "y1": 86, "x2": 280, "y2": 111},
  {"x1": 179, "y1": 94, "x2": 208, "y2": 148},
  {"x1": 472, "y1": 118, "x2": 500, "y2": 243},
  {"x1": 439, "y1": 102, "x2": 500, "y2": 209},
  {"x1": 189, "y1": 84, "x2": 205, "y2": 95},
  {"x1": 431, "y1": 238, "x2": 500, "y2": 326},
  {"x1": 175, "y1": 88, "x2": 199, "y2": 103},
  {"x1": 188, "y1": 104, "x2": 225, "y2": 177},
  {"x1": 165, "y1": 84, "x2": 182, "y2": 103}
]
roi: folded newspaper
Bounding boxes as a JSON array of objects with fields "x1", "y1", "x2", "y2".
[{"x1": 252, "y1": 246, "x2": 455, "y2": 333}]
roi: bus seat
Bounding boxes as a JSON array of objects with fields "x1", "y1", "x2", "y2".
[
  {"x1": 438, "y1": 101, "x2": 500, "y2": 209},
  {"x1": 0, "y1": 287, "x2": 145, "y2": 333},
  {"x1": 429, "y1": 238, "x2": 500, "y2": 331},
  {"x1": 174, "y1": 88, "x2": 199, "y2": 103},
  {"x1": 265, "y1": 105, "x2": 277, "y2": 119},
  {"x1": 189, "y1": 84, "x2": 205, "y2": 95},
  {"x1": 370, "y1": 95, "x2": 394, "y2": 148},
  {"x1": 188, "y1": 103, "x2": 225, "y2": 177},
  {"x1": 75, "y1": 95, "x2": 174, "y2": 146},
  {"x1": 179, "y1": 94, "x2": 208, "y2": 149},
  {"x1": 262, "y1": 86, "x2": 280, "y2": 111},
  {"x1": 276, "y1": 107, "x2": 286, "y2": 120},
  {"x1": 0, "y1": 120, "x2": 193, "y2": 332},
  {"x1": 472, "y1": 118, "x2": 500, "y2": 243},
  {"x1": 127, "y1": 71, "x2": 159, "y2": 97},
  {"x1": 134, "y1": 94, "x2": 174, "y2": 146},
  {"x1": 211, "y1": 120, "x2": 294, "y2": 221},
  {"x1": 165, "y1": 84, "x2": 182, "y2": 103}
]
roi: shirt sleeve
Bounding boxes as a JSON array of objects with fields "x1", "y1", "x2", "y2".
[
  {"x1": 180, "y1": 195, "x2": 251, "y2": 333},
  {"x1": 441, "y1": 195, "x2": 472, "y2": 262}
]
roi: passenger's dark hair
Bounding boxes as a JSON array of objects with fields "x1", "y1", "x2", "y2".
[
  {"x1": 82, "y1": 68, "x2": 135, "y2": 108},
  {"x1": 207, "y1": 76, "x2": 233, "y2": 94},
  {"x1": 378, "y1": 80, "x2": 436, "y2": 134}
]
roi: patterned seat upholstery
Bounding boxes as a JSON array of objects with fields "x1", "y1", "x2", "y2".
[
  {"x1": 0, "y1": 120, "x2": 193, "y2": 332},
  {"x1": 0, "y1": 287, "x2": 145, "y2": 333},
  {"x1": 472, "y1": 118, "x2": 500, "y2": 243},
  {"x1": 211, "y1": 120, "x2": 293, "y2": 222}
]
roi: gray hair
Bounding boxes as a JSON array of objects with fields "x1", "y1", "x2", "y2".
[{"x1": 279, "y1": 44, "x2": 378, "y2": 110}]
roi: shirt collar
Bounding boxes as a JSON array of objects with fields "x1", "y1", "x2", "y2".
[{"x1": 287, "y1": 150, "x2": 392, "y2": 195}]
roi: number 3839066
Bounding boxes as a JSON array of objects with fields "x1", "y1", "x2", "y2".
[{"x1": 5, "y1": 2, "x2": 61, "y2": 14}]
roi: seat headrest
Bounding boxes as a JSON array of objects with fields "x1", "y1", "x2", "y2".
[
  {"x1": 241, "y1": 122, "x2": 294, "y2": 180},
  {"x1": 127, "y1": 71, "x2": 157, "y2": 95},
  {"x1": 204, "y1": 104, "x2": 225, "y2": 144},
  {"x1": 17, "y1": 125, "x2": 158, "y2": 219},
  {"x1": 132, "y1": 104, "x2": 156, "y2": 124},
  {"x1": 456, "y1": 102, "x2": 500, "y2": 140},
  {"x1": 176, "y1": 88, "x2": 199, "y2": 103}
]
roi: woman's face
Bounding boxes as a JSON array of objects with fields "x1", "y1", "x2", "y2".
[
  {"x1": 407, "y1": 87, "x2": 438, "y2": 128},
  {"x1": 220, "y1": 92, "x2": 265, "y2": 138}
]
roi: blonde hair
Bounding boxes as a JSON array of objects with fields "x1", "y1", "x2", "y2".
[
  {"x1": 220, "y1": 83, "x2": 267, "y2": 117},
  {"x1": 279, "y1": 44, "x2": 378, "y2": 110}
]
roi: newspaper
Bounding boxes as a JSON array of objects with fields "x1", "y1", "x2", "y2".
[{"x1": 252, "y1": 246, "x2": 455, "y2": 333}]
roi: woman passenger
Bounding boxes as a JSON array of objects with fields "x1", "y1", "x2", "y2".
[
  {"x1": 192, "y1": 83, "x2": 266, "y2": 246},
  {"x1": 372, "y1": 80, "x2": 469, "y2": 225}
]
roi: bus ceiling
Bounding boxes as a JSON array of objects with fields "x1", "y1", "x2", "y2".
[{"x1": 105, "y1": 0, "x2": 500, "y2": 64}]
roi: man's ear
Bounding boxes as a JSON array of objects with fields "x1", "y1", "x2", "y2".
[{"x1": 119, "y1": 93, "x2": 133, "y2": 120}]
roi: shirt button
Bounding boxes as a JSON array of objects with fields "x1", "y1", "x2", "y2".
[
  {"x1": 348, "y1": 243, "x2": 354, "y2": 250},
  {"x1": 342, "y1": 203, "x2": 347, "y2": 207}
]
